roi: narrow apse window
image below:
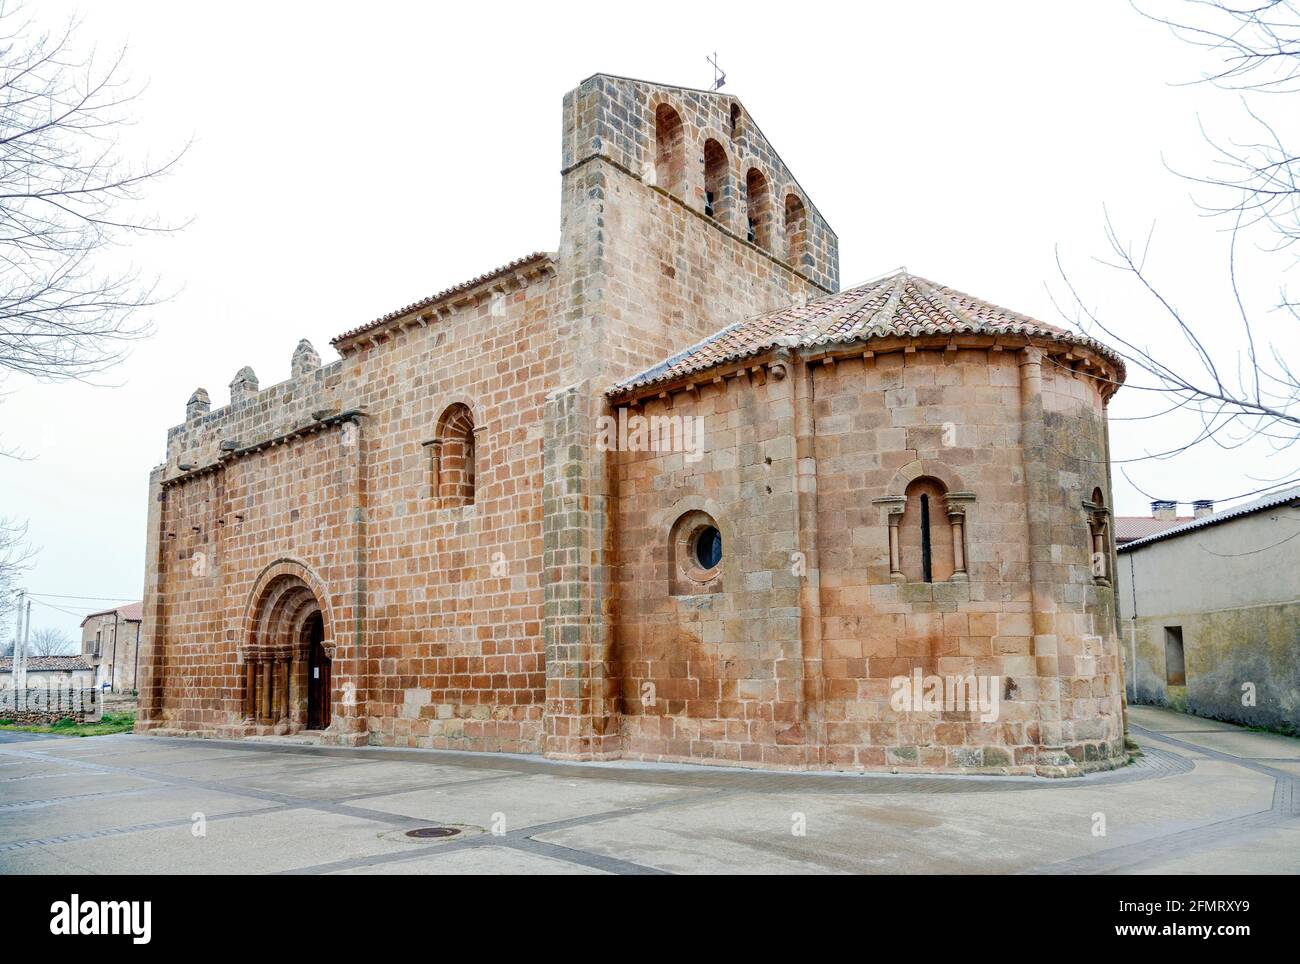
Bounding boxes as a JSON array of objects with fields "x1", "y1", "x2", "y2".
[{"x1": 920, "y1": 494, "x2": 933, "y2": 583}]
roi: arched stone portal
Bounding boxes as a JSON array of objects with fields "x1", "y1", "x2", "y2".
[{"x1": 242, "y1": 563, "x2": 333, "y2": 735}]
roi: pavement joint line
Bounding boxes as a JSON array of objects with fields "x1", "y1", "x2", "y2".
[
  {"x1": 0, "y1": 805, "x2": 293, "y2": 853},
  {"x1": 100, "y1": 734, "x2": 1189, "y2": 794},
  {"x1": 0, "y1": 769, "x2": 115, "y2": 783},
  {"x1": 1129, "y1": 724, "x2": 1298, "y2": 782},
  {"x1": 7, "y1": 745, "x2": 630, "y2": 837},
  {"x1": 4, "y1": 745, "x2": 447, "y2": 829},
  {"x1": 279, "y1": 788, "x2": 734, "y2": 876},
  {"x1": 1022, "y1": 807, "x2": 1288, "y2": 875},
  {"x1": 330, "y1": 770, "x2": 529, "y2": 803},
  {"x1": 0, "y1": 784, "x2": 178, "y2": 813},
  {"x1": 0, "y1": 720, "x2": 1254, "y2": 875},
  {"x1": 1022, "y1": 723, "x2": 1299, "y2": 874},
  {"x1": 502, "y1": 835, "x2": 671, "y2": 875}
]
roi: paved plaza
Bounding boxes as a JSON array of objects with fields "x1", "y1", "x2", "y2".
[{"x1": 1, "y1": 706, "x2": 1297, "y2": 875}]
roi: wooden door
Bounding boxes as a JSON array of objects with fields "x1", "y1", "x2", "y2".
[{"x1": 306, "y1": 615, "x2": 330, "y2": 730}]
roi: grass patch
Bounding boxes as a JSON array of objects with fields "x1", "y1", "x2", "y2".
[{"x1": 0, "y1": 712, "x2": 135, "y2": 737}]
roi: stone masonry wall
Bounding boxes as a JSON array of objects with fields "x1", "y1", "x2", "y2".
[
  {"x1": 612, "y1": 340, "x2": 1125, "y2": 773},
  {"x1": 0, "y1": 687, "x2": 101, "y2": 724},
  {"x1": 543, "y1": 76, "x2": 838, "y2": 757},
  {"x1": 562, "y1": 74, "x2": 838, "y2": 292},
  {"x1": 143, "y1": 270, "x2": 561, "y2": 750}
]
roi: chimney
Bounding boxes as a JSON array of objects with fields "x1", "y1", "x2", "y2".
[
  {"x1": 1151, "y1": 500, "x2": 1178, "y2": 521},
  {"x1": 1192, "y1": 499, "x2": 1214, "y2": 519}
]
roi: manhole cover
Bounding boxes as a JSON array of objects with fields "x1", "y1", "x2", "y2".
[{"x1": 404, "y1": 826, "x2": 461, "y2": 839}]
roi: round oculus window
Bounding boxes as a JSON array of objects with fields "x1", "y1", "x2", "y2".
[{"x1": 693, "y1": 526, "x2": 722, "y2": 571}]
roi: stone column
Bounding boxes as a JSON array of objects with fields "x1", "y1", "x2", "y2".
[
  {"x1": 278, "y1": 658, "x2": 290, "y2": 723},
  {"x1": 422, "y1": 439, "x2": 441, "y2": 499},
  {"x1": 1018, "y1": 346, "x2": 1069, "y2": 773},
  {"x1": 872, "y1": 496, "x2": 907, "y2": 582},
  {"x1": 260, "y1": 661, "x2": 273, "y2": 725},
  {"x1": 791, "y1": 355, "x2": 822, "y2": 765},
  {"x1": 944, "y1": 492, "x2": 976, "y2": 582},
  {"x1": 244, "y1": 661, "x2": 257, "y2": 720},
  {"x1": 334, "y1": 414, "x2": 368, "y2": 745},
  {"x1": 541, "y1": 383, "x2": 618, "y2": 760}
]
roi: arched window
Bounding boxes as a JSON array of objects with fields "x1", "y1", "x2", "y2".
[
  {"x1": 900, "y1": 478, "x2": 954, "y2": 583},
  {"x1": 654, "y1": 103, "x2": 686, "y2": 196},
  {"x1": 431, "y1": 403, "x2": 476, "y2": 507},
  {"x1": 783, "y1": 193, "x2": 807, "y2": 266},
  {"x1": 729, "y1": 103, "x2": 742, "y2": 140},
  {"x1": 669, "y1": 510, "x2": 723, "y2": 595},
  {"x1": 703, "y1": 139, "x2": 728, "y2": 222},
  {"x1": 745, "y1": 168, "x2": 771, "y2": 250}
]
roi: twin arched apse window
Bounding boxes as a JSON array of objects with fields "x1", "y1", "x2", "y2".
[
  {"x1": 654, "y1": 103, "x2": 686, "y2": 197},
  {"x1": 431, "y1": 403, "x2": 476, "y2": 507},
  {"x1": 901, "y1": 477, "x2": 954, "y2": 583}
]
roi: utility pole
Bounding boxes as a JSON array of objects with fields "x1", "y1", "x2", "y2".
[
  {"x1": 10, "y1": 589, "x2": 22, "y2": 686},
  {"x1": 110, "y1": 609, "x2": 119, "y2": 695},
  {"x1": 20, "y1": 597, "x2": 30, "y2": 690},
  {"x1": 12, "y1": 591, "x2": 29, "y2": 691}
]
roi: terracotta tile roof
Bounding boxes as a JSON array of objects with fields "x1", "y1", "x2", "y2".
[
  {"x1": 610, "y1": 270, "x2": 1125, "y2": 395},
  {"x1": 1117, "y1": 485, "x2": 1300, "y2": 551},
  {"x1": 0, "y1": 655, "x2": 93, "y2": 673},
  {"x1": 331, "y1": 252, "x2": 554, "y2": 347},
  {"x1": 79, "y1": 601, "x2": 143, "y2": 627},
  {"x1": 1114, "y1": 516, "x2": 1192, "y2": 544}
]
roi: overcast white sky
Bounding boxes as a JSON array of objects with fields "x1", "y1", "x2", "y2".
[{"x1": 4, "y1": 1, "x2": 1298, "y2": 640}]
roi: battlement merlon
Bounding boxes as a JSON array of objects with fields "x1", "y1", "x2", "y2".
[
  {"x1": 162, "y1": 340, "x2": 350, "y2": 476},
  {"x1": 562, "y1": 73, "x2": 839, "y2": 292}
]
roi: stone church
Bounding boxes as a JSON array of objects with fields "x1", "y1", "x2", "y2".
[{"x1": 139, "y1": 74, "x2": 1128, "y2": 775}]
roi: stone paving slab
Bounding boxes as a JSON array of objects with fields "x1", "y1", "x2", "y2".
[
  {"x1": 1, "y1": 707, "x2": 1297, "y2": 875},
  {"x1": 0, "y1": 772, "x2": 158, "y2": 807},
  {"x1": 1130, "y1": 821, "x2": 1300, "y2": 874},
  {"x1": 17, "y1": 807, "x2": 418, "y2": 875},
  {"x1": 1157, "y1": 729, "x2": 1300, "y2": 760},
  {"x1": 331, "y1": 845, "x2": 609, "y2": 875},
  {"x1": 1126, "y1": 706, "x2": 1241, "y2": 732},
  {"x1": 0, "y1": 785, "x2": 278, "y2": 847},
  {"x1": 210, "y1": 760, "x2": 524, "y2": 802},
  {"x1": 353, "y1": 772, "x2": 709, "y2": 832}
]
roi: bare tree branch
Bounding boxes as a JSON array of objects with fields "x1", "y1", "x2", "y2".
[
  {"x1": 1051, "y1": 2, "x2": 1300, "y2": 502},
  {"x1": 0, "y1": 1, "x2": 186, "y2": 383}
]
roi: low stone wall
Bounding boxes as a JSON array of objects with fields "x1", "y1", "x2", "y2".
[{"x1": 0, "y1": 687, "x2": 102, "y2": 724}]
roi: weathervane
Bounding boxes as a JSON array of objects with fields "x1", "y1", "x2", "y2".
[{"x1": 707, "y1": 52, "x2": 726, "y2": 91}]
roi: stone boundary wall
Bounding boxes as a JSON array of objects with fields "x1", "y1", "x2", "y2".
[{"x1": 0, "y1": 687, "x2": 102, "y2": 724}]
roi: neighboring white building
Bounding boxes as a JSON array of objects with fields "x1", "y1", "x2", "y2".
[
  {"x1": 0, "y1": 655, "x2": 96, "y2": 691},
  {"x1": 79, "y1": 602, "x2": 143, "y2": 694},
  {"x1": 1116, "y1": 486, "x2": 1300, "y2": 733}
]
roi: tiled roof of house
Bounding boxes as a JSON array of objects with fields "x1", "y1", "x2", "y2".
[
  {"x1": 1117, "y1": 485, "x2": 1300, "y2": 552},
  {"x1": 79, "y1": 601, "x2": 143, "y2": 627},
  {"x1": 331, "y1": 252, "x2": 554, "y2": 347},
  {"x1": 0, "y1": 655, "x2": 92, "y2": 673},
  {"x1": 610, "y1": 270, "x2": 1125, "y2": 395},
  {"x1": 1114, "y1": 516, "x2": 1192, "y2": 544}
]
